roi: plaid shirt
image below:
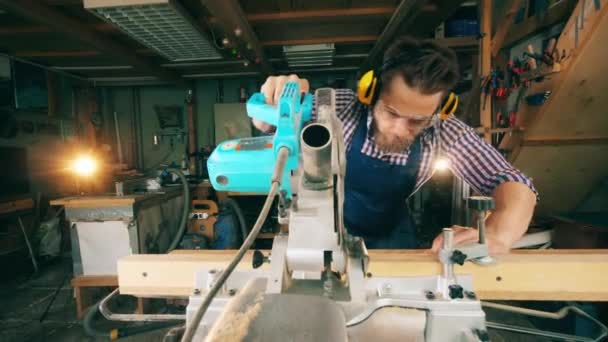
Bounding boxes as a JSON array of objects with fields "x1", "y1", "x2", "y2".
[{"x1": 318, "y1": 89, "x2": 538, "y2": 197}]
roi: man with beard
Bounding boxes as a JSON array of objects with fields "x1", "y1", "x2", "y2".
[{"x1": 254, "y1": 36, "x2": 537, "y2": 254}]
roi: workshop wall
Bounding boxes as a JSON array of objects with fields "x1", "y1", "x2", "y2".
[{"x1": 0, "y1": 75, "x2": 77, "y2": 197}]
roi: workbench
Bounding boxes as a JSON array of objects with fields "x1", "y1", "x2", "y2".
[{"x1": 51, "y1": 187, "x2": 185, "y2": 276}]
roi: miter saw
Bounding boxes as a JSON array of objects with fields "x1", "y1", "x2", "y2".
[{"x1": 176, "y1": 83, "x2": 490, "y2": 342}]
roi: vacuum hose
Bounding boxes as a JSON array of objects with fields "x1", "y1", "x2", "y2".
[
  {"x1": 164, "y1": 168, "x2": 190, "y2": 252},
  {"x1": 84, "y1": 301, "x2": 177, "y2": 340},
  {"x1": 221, "y1": 197, "x2": 249, "y2": 244}
]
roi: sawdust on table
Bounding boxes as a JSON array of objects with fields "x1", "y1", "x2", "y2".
[{"x1": 207, "y1": 292, "x2": 265, "y2": 342}]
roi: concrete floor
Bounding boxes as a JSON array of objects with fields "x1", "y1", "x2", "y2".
[
  {"x1": 0, "y1": 255, "x2": 175, "y2": 342},
  {"x1": 0, "y1": 254, "x2": 589, "y2": 342}
]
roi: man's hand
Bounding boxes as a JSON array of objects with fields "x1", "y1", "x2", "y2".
[
  {"x1": 430, "y1": 225, "x2": 511, "y2": 255},
  {"x1": 253, "y1": 74, "x2": 310, "y2": 133}
]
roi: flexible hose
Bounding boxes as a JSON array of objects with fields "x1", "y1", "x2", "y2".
[
  {"x1": 482, "y1": 302, "x2": 608, "y2": 342},
  {"x1": 165, "y1": 168, "x2": 190, "y2": 252},
  {"x1": 180, "y1": 147, "x2": 290, "y2": 342},
  {"x1": 84, "y1": 301, "x2": 177, "y2": 340},
  {"x1": 221, "y1": 197, "x2": 249, "y2": 243}
]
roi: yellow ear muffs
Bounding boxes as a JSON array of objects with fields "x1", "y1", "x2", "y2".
[
  {"x1": 439, "y1": 92, "x2": 458, "y2": 120},
  {"x1": 357, "y1": 69, "x2": 378, "y2": 106}
]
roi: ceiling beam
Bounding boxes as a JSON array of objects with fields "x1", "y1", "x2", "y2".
[
  {"x1": 201, "y1": 0, "x2": 272, "y2": 74},
  {"x1": 0, "y1": 23, "x2": 115, "y2": 35},
  {"x1": 0, "y1": 27, "x2": 50, "y2": 34},
  {"x1": 14, "y1": 50, "x2": 101, "y2": 57},
  {"x1": 0, "y1": 0, "x2": 184, "y2": 83},
  {"x1": 406, "y1": 0, "x2": 468, "y2": 37},
  {"x1": 262, "y1": 35, "x2": 378, "y2": 46},
  {"x1": 42, "y1": 0, "x2": 83, "y2": 5},
  {"x1": 246, "y1": 7, "x2": 396, "y2": 22},
  {"x1": 491, "y1": 0, "x2": 523, "y2": 58},
  {"x1": 365, "y1": 0, "x2": 426, "y2": 67}
]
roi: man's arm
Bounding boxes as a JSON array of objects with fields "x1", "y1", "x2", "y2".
[
  {"x1": 431, "y1": 117, "x2": 538, "y2": 254},
  {"x1": 485, "y1": 181, "x2": 536, "y2": 252}
]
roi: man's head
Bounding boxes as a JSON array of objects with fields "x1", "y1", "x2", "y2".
[{"x1": 371, "y1": 36, "x2": 459, "y2": 153}]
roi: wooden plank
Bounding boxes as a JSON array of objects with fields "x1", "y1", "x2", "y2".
[
  {"x1": 117, "y1": 249, "x2": 608, "y2": 301},
  {"x1": 50, "y1": 196, "x2": 137, "y2": 208},
  {"x1": 491, "y1": 0, "x2": 523, "y2": 57},
  {"x1": 479, "y1": 0, "x2": 492, "y2": 143},
  {"x1": 71, "y1": 275, "x2": 118, "y2": 287},
  {"x1": 434, "y1": 36, "x2": 478, "y2": 49},
  {"x1": 14, "y1": 50, "x2": 100, "y2": 57},
  {"x1": 262, "y1": 35, "x2": 378, "y2": 46},
  {"x1": 0, "y1": 198, "x2": 34, "y2": 215},
  {"x1": 513, "y1": 144, "x2": 608, "y2": 213},
  {"x1": 246, "y1": 7, "x2": 396, "y2": 22},
  {"x1": 522, "y1": 136, "x2": 608, "y2": 146}
]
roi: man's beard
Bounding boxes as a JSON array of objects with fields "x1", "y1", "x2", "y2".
[{"x1": 374, "y1": 132, "x2": 414, "y2": 153}]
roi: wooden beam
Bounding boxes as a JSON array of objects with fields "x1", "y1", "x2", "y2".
[
  {"x1": 246, "y1": 7, "x2": 396, "y2": 22},
  {"x1": 434, "y1": 36, "x2": 478, "y2": 49},
  {"x1": 0, "y1": 26, "x2": 51, "y2": 34},
  {"x1": 479, "y1": 0, "x2": 492, "y2": 143},
  {"x1": 522, "y1": 136, "x2": 608, "y2": 146},
  {"x1": 117, "y1": 249, "x2": 608, "y2": 301},
  {"x1": 491, "y1": 0, "x2": 523, "y2": 58},
  {"x1": 366, "y1": 0, "x2": 425, "y2": 67},
  {"x1": 262, "y1": 35, "x2": 378, "y2": 46},
  {"x1": 46, "y1": 70, "x2": 58, "y2": 118},
  {"x1": 14, "y1": 50, "x2": 100, "y2": 57},
  {"x1": 406, "y1": 0, "x2": 468, "y2": 37},
  {"x1": 0, "y1": 198, "x2": 34, "y2": 215},
  {"x1": 0, "y1": 0, "x2": 183, "y2": 83},
  {"x1": 202, "y1": 0, "x2": 271, "y2": 74},
  {"x1": 502, "y1": 0, "x2": 577, "y2": 48},
  {"x1": 0, "y1": 23, "x2": 115, "y2": 35}
]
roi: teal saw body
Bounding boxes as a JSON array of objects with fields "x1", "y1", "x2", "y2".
[{"x1": 207, "y1": 82, "x2": 313, "y2": 198}]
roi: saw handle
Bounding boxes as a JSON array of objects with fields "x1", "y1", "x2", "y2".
[{"x1": 247, "y1": 92, "x2": 278, "y2": 126}]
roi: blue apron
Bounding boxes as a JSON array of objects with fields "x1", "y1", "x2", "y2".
[{"x1": 344, "y1": 112, "x2": 423, "y2": 249}]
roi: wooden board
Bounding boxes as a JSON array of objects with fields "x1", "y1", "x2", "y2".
[
  {"x1": 513, "y1": 144, "x2": 608, "y2": 213},
  {"x1": 117, "y1": 249, "x2": 608, "y2": 301},
  {"x1": 50, "y1": 187, "x2": 184, "y2": 208},
  {"x1": 0, "y1": 198, "x2": 34, "y2": 215},
  {"x1": 51, "y1": 195, "x2": 137, "y2": 208}
]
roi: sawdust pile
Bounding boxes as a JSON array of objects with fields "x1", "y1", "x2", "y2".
[{"x1": 206, "y1": 292, "x2": 265, "y2": 342}]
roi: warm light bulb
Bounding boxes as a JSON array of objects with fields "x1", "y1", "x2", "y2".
[
  {"x1": 72, "y1": 156, "x2": 97, "y2": 176},
  {"x1": 434, "y1": 157, "x2": 450, "y2": 172}
]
